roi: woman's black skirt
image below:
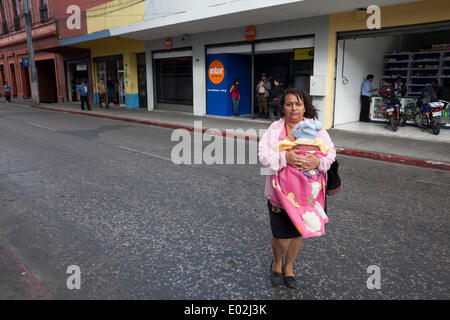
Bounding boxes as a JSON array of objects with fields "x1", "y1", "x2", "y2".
[{"x1": 267, "y1": 199, "x2": 327, "y2": 239}]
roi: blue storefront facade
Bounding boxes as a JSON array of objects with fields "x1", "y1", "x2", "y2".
[{"x1": 206, "y1": 53, "x2": 251, "y2": 117}]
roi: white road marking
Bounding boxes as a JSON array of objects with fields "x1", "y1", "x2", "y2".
[
  {"x1": 115, "y1": 145, "x2": 172, "y2": 162},
  {"x1": 25, "y1": 121, "x2": 57, "y2": 131}
]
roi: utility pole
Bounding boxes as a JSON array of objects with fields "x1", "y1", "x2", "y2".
[{"x1": 23, "y1": 0, "x2": 39, "y2": 105}]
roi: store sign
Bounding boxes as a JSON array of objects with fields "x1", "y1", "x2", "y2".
[
  {"x1": 0, "y1": 22, "x2": 57, "y2": 47},
  {"x1": 76, "y1": 63, "x2": 87, "y2": 71},
  {"x1": 22, "y1": 58, "x2": 30, "y2": 68},
  {"x1": 208, "y1": 60, "x2": 225, "y2": 85},
  {"x1": 164, "y1": 37, "x2": 173, "y2": 51},
  {"x1": 244, "y1": 26, "x2": 257, "y2": 42},
  {"x1": 294, "y1": 48, "x2": 314, "y2": 60}
]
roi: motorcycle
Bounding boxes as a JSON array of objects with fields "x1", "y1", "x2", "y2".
[
  {"x1": 378, "y1": 87, "x2": 407, "y2": 132},
  {"x1": 414, "y1": 99, "x2": 448, "y2": 135}
]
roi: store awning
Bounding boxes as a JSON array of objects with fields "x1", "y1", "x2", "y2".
[{"x1": 109, "y1": 0, "x2": 421, "y2": 41}]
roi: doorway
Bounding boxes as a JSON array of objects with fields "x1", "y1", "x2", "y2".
[
  {"x1": 36, "y1": 59, "x2": 57, "y2": 103},
  {"x1": 9, "y1": 64, "x2": 18, "y2": 97},
  {"x1": 154, "y1": 56, "x2": 193, "y2": 111},
  {"x1": 137, "y1": 53, "x2": 147, "y2": 108},
  {"x1": 66, "y1": 60, "x2": 88, "y2": 102},
  {"x1": 95, "y1": 55, "x2": 125, "y2": 106}
]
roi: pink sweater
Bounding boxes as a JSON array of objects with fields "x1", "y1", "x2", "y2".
[{"x1": 258, "y1": 118, "x2": 336, "y2": 199}]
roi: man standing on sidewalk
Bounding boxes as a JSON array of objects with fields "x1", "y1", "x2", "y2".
[
  {"x1": 98, "y1": 78, "x2": 109, "y2": 109},
  {"x1": 360, "y1": 74, "x2": 377, "y2": 122},
  {"x1": 76, "y1": 80, "x2": 91, "y2": 111},
  {"x1": 4, "y1": 82, "x2": 11, "y2": 103},
  {"x1": 256, "y1": 73, "x2": 271, "y2": 118}
]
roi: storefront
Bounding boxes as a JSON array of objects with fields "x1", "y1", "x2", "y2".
[
  {"x1": 94, "y1": 54, "x2": 126, "y2": 106},
  {"x1": 325, "y1": 0, "x2": 450, "y2": 132},
  {"x1": 205, "y1": 36, "x2": 314, "y2": 117},
  {"x1": 333, "y1": 20, "x2": 450, "y2": 128},
  {"x1": 144, "y1": 16, "x2": 329, "y2": 121},
  {"x1": 66, "y1": 60, "x2": 89, "y2": 103},
  {"x1": 152, "y1": 48, "x2": 193, "y2": 112},
  {"x1": 69, "y1": 37, "x2": 146, "y2": 109}
]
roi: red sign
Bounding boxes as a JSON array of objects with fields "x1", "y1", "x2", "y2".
[
  {"x1": 245, "y1": 26, "x2": 257, "y2": 42},
  {"x1": 164, "y1": 37, "x2": 173, "y2": 50},
  {"x1": 0, "y1": 21, "x2": 57, "y2": 47}
]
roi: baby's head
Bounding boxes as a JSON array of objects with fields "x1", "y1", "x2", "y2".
[{"x1": 292, "y1": 119, "x2": 322, "y2": 141}]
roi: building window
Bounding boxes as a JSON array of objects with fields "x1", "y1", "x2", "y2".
[
  {"x1": 40, "y1": 0, "x2": 48, "y2": 22},
  {"x1": 0, "y1": 0, "x2": 8, "y2": 34},
  {"x1": 12, "y1": 0, "x2": 20, "y2": 31}
]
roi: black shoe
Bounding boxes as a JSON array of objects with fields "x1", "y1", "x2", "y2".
[
  {"x1": 270, "y1": 260, "x2": 284, "y2": 287},
  {"x1": 283, "y1": 268, "x2": 297, "y2": 289}
]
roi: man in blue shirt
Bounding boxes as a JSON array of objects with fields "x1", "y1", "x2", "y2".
[
  {"x1": 360, "y1": 74, "x2": 378, "y2": 122},
  {"x1": 76, "y1": 80, "x2": 91, "y2": 111}
]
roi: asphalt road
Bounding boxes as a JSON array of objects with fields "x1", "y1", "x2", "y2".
[{"x1": 0, "y1": 102, "x2": 449, "y2": 299}]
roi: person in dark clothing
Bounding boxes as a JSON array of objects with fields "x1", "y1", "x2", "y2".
[
  {"x1": 268, "y1": 79, "x2": 283, "y2": 122},
  {"x1": 76, "y1": 80, "x2": 91, "y2": 111},
  {"x1": 438, "y1": 80, "x2": 450, "y2": 101},
  {"x1": 360, "y1": 74, "x2": 378, "y2": 122},
  {"x1": 393, "y1": 76, "x2": 407, "y2": 98},
  {"x1": 421, "y1": 79, "x2": 439, "y2": 103}
]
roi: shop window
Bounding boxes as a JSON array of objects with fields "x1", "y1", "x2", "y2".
[{"x1": 155, "y1": 57, "x2": 193, "y2": 105}]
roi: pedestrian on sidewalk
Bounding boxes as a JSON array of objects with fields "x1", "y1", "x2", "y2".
[
  {"x1": 259, "y1": 88, "x2": 336, "y2": 289},
  {"x1": 256, "y1": 73, "x2": 271, "y2": 118},
  {"x1": 268, "y1": 79, "x2": 283, "y2": 122},
  {"x1": 4, "y1": 82, "x2": 11, "y2": 103},
  {"x1": 229, "y1": 79, "x2": 240, "y2": 116},
  {"x1": 360, "y1": 74, "x2": 378, "y2": 122},
  {"x1": 98, "y1": 78, "x2": 109, "y2": 109},
  {"x1": 76, "y1": 80, "x2": 91, "y2": 111}
]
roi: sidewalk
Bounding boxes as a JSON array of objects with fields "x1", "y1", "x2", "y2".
[{"x1": 3, "y1": 98, "x2": 450, "y2": 170}]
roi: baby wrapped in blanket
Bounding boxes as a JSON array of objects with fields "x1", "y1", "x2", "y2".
[{"x1": 269, "y1": 119, "x2": 329, "y2": 238}]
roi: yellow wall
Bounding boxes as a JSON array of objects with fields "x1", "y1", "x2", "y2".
[
  {"x1": 73, "y1": 37, "x2": 145, "y2": 95},
  {"x1": 86, "y1": 0, "x2": 146, "y2": 34},
  {"x1": 325, "y1": 0, "x2": 450, "y2": 129}
]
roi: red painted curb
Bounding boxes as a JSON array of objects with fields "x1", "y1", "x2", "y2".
[
  {"x1": 0, "y1": 236, "x2": 51, "y2": 300},
  {"x1": 30, "y1": 104, "x2": 450, "y2": 170},
  {"x1": 336, "y1": 147, "x2": 450, "y2": 171}
]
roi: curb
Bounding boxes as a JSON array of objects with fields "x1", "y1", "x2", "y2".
[
  {"x1": 0, "y1": 236, "x2": 51, "y2": 300},
  {"x1": 30, "y1": 104, "x2": 450, "y2": 171}
]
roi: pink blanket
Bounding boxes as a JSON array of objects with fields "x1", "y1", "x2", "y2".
[{"x1": 270, "y1": 149, "x2": 329, "y2": 238}]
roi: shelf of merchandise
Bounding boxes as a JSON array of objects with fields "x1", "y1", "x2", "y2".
[{"x1": 382, "y1": 50, "x2": 450, "y2": 97}]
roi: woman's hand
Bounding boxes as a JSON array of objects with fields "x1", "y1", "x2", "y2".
[
  {"x1": 285, "y1": 150, "x2": 303, "y2": 169},
  {"x1": 286, "y1": 151, "x2": 320, "y2": 171},
  {"x1": 297, "y1": 153, "x2": 320, "y2": 171}
]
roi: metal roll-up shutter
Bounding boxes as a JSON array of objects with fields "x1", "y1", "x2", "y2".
[{"x1": 153, "y1": 48, "x2": 193, "y2": 59}]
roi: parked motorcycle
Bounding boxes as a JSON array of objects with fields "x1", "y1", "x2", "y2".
[
  {"x1": 414, "y1": 99, "x2": 448, "y2": 135},
  {"x1": 379, "y1": 87, "x2": 406, "y2": 132}
]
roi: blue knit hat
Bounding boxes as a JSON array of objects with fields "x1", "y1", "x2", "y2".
[{"x1": 292, "y1": 119, "x2": 322, "y2": 140}]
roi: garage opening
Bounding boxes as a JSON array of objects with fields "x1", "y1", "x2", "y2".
[{"x1": 334, "y1": 21, "x2": 450, "y2": 138}]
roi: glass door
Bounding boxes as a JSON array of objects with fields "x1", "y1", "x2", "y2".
[{"x1": 117, "y1": 59, "x2": 125, "y2": 106}]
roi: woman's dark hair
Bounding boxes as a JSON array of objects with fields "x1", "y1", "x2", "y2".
[
  {"x1": 367, "y1": 74, "x2": 374, "y2": 80},
  {"x1": 233, "y1": 79, "x2": 239, "y2": 85},
  {"x1": 279, "y1": 87, "x2": 318, "y2": 120}
]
